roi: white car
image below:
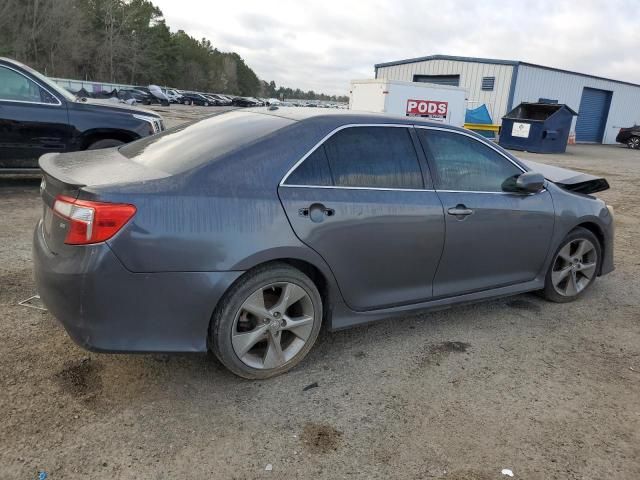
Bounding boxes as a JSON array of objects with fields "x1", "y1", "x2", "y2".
[{"x1": 162, "y1": 88, "x2": 183, "y2": 103}]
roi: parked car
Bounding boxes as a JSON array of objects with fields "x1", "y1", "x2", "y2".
[
  {"x1": 207, "y1": 93, "x2": 233, "y2": 106},
  {"x1": 162, "y1": 88, "x2": 183, "y2": 103},
  {"x1": 134, "y1": 86, "x2": 169, "y2": 106},
  {"x1": 231, "y1": 96, "x2": 262, "y2": 107},
  {"x1": 202, "y1": 94, "x2": 224, "y2": 106},
  {"x1": 0, "y1": 57, "x2": 165, "y2": 172},
  {"x1": 117, "y1": 88, "x2": 153, "y2": 105},
  {"x1": 215, "y1": 94, "x2": 235, "y2": 105},
  {"x1": 181, "y1": 92, "x2": 211, "y2": 106},
  {"x1": 616, "y1": 125, "x2": 640, "y2": 149},
  {"x1": 33, "y1": 109, "x2": 614, "y2": 379}
]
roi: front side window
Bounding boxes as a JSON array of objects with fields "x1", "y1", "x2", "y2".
[
  {"x1": 418, "y1": 130, "x2": 522, "y2": 192},
  {"x1": 286, "y1": 126, "x2": 424, "y2": 189},
  {"x1": 0, "y1": 66, "x2": 58, "y2": 104}
]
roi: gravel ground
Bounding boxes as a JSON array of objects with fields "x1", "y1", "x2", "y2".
[{"x1": 1, "y1": 108, "x2": 639, "y2": 480}]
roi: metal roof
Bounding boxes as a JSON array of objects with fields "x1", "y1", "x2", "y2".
[{"x1": 374, "y1": 54, "x2": 640, "y2": 89}]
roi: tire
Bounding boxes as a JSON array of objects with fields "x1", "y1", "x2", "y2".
[
  {"x1": 627, "y1": 136, "x2": 640, "y2": 149},
  {"x1": 86, "y1": 139, "x2": 125, "y2": 150},
  {"x1": 210, "y1": 263, "x2": 323, "y2": 379},
  {"x1": 183, "y1": 99, "x2": 190, "y2": 105},
  {"x1": 541, "y1": 227, "x2": 601, "y2": 303},
  {"x1": 204, "y1": 101, "x2": 209, "y2": 107}
]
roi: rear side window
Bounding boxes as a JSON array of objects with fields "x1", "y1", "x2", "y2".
[
  {"x1": 286, "y1": 126, "x2": 424, "y2": 189},
  {"x1": 418, "y1": 129, "x2": 522, "y2": 192},
  {"x1": 285, "y1": 146, "x2": 333, "y2": 186}
]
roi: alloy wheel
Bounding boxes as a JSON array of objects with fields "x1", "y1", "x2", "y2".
[
  {"x1": 231, "y1": 282, "x2": 315, "y2": 370},
  {"x1": 628, "y1": 137, "x2": 640, "y2": 149},
  {"x1": 551, "y1": 238, "x2": 598, "y2": 296}
]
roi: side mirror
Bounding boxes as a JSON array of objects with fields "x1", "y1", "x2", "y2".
[
  {"x1": 502, "y1": 172, "x2": 545, "y2": 193},
  {"x1": 516, "y1": 171, "x2": 545, "y2": 193}
]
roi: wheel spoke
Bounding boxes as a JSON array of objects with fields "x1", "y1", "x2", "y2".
[
  {"x1": 263, "y1": 331, "x2": 285, "y2": 368},
  {"x1": 232, "y1": 325, "x2": 268, "y2": 357},
  {"x1": 577, "y1": 261, "x2": 597, "y2": 278},
  {"x1": 272, "y1": 283, "x2": 307, "y2": 313},
  {"x1": 283, "y1": 314, "x2": 314, "y2": 340},
  {"x1": 552, "y1": 265, "x2": 572, "y2": 286},
  {"x1": 557, "y1": 243, "x2": 573, "y2": 262},
  {"x1": 241, "y1": 289, "x2": 270, "y2": 319},
  {"x1": 565, "y1": 271, "x2": 579, "y2": 296},
  {"x1": 574, "y1": 240, "x2": 593, "y2": 259}
]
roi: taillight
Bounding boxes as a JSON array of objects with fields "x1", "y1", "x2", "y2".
[{"x1": 53, "y1": 195, "x2": 136, "y2": 245}]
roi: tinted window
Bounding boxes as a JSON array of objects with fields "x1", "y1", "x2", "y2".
[
  {"x1": 0, "y1": 66, "x2": 58, "y2": 104},
  {"x1": 321, "y1": 127, "x2": 423, "y2": 189},
  {"x1": 285, "y1": 146, "x2": 333, "y2": 186},
  {"x1": 418, "y1": 130, "x2": 522, "y2": 192},
  {"x1": 120, "y1": 111, "x2": 293, "y2": 174}
]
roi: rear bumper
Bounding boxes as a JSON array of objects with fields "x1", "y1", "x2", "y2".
[{"x1": 33, "y1": 220, "x2": 243, "y2": 353}]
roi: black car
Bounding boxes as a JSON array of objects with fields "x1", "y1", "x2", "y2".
[
  {"x1": 208, "y1": 94, "x2": 233, "y2": 106},
  {"x1": 181, "y1": 92, "x2": 211, "y2": 106},
  {"x1": 134, "y1": 86, "x2": 169, "y2": 106},
  {"x1": 117, "y1": 88, "x2": 154, "y2": 105},
  {"x1": 0, "y1": 57, "x2": 165, "y2": 172},
  {"x1": 616, "y1": 126, "x2": 640, "y2": 149},
  {"x1": 231, "y1": 96, "x2": 262, "y2": 107}
]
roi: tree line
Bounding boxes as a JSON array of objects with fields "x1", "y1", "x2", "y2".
[{"x1": 0, "y1": 0, "x2": 348, "y2": 102}]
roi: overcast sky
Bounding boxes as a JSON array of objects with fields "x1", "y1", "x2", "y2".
[{"x1": 154, "y1": 0, "x2": 639, "y2": 95}]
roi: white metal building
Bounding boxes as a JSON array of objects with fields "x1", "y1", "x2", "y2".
[{"x1": 374, "y1": 54, "x2": 640, "y2": 144}]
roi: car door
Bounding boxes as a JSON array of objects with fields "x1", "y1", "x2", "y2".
[
  {"x1": 278, "y1": 125, "x2": 445, "y2": 311},
  {"x1": 416, "y1": 127, "x2": 555, "y2": 298},
  {"x1": 0, "y1": 64, "x2": 71, "y2": 169}
]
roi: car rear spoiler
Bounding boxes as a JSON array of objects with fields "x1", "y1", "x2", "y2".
[
  {"x1": 519, "y1": 159, "x2": 609, "y2": 195},
  {"x1": 39, "y1": 150, "x2": 169, "y2": 191}
]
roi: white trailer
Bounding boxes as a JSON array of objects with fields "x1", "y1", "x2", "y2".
[{"x1": 349, "y1": 79, "x2": 467, "y2": 127}]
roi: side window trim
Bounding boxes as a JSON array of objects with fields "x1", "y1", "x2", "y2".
[
  {"x1": 280, "y1": 123, "x2": 430, "y2": 191},
  {"x1": 0, "y1": 65, "x2": 62, "y2": 106},
  {"x1": 414, "y1": 125, "x2": 530, "y2": 194}
]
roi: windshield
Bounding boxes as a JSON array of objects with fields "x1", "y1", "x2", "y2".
[
  {"x1": 119, "y1": 110, "x2": 293, "y2": 174},
  {"x1": 15, "y1": 60, "x2": 77, "y2": 102}
]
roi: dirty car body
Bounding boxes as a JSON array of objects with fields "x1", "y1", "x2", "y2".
[{"x1": 33, "y1": 108, "x2": 614, "y2": 366}]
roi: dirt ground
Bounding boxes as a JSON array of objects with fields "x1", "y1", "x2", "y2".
[{"x1": 1, "y1": 107, "x2": 639, "y2": 479}]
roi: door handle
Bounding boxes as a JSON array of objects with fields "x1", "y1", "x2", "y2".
[
  {"x1": 447, "y1": 204, "x2": 473, "y2": 217},
  {"x1": 299, "y1": 203, "x2": 335, "y2": 223}
]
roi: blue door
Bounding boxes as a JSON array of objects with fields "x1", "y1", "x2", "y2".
[{"x1": 575, "y1": 87, "x2": 612, "y2": 143}]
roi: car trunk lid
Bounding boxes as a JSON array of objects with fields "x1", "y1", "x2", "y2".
[{"x1": 38, "y1": 149, "x2": 168, "y2": 253}]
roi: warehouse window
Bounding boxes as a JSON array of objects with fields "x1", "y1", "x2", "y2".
[
  {"x1": 481, "y1": 76, "x2": 495, "y2": 91},
  {"x1": 413, "y1": 74, "x2": 460, "y2": 87}
]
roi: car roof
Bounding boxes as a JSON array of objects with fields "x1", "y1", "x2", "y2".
[{"x1": 244, "y1": 106, "x2": 466, "y2": 131}]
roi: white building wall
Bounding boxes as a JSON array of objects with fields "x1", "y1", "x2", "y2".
[
  {"x1": 513, "y1": 65, "x2": 640, "y2": 144},
  {"x1": 376, "y1": 59, "x2": 514, "y2": 124}
]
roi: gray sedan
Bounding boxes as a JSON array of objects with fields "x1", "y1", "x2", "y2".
[{"x1": 33, "y1": 108, "x2": 614, "y2": 379}]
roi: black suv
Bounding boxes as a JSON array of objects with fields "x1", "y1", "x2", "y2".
[
  {"x1": 0, "y1": 58, "x2": 165, "y2": 173},
  {"x1": 616, "y1": 126, "x2": 640, "y2": 149}
]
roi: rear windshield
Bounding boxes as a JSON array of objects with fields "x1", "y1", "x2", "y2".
[{"x1": 120, "y1": 110, "x2": 293, "y2": 174}]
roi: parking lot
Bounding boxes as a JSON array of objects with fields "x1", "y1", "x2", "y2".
[{"x1": 1, "y1": 107, "x2": 639, "y2": 479}]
